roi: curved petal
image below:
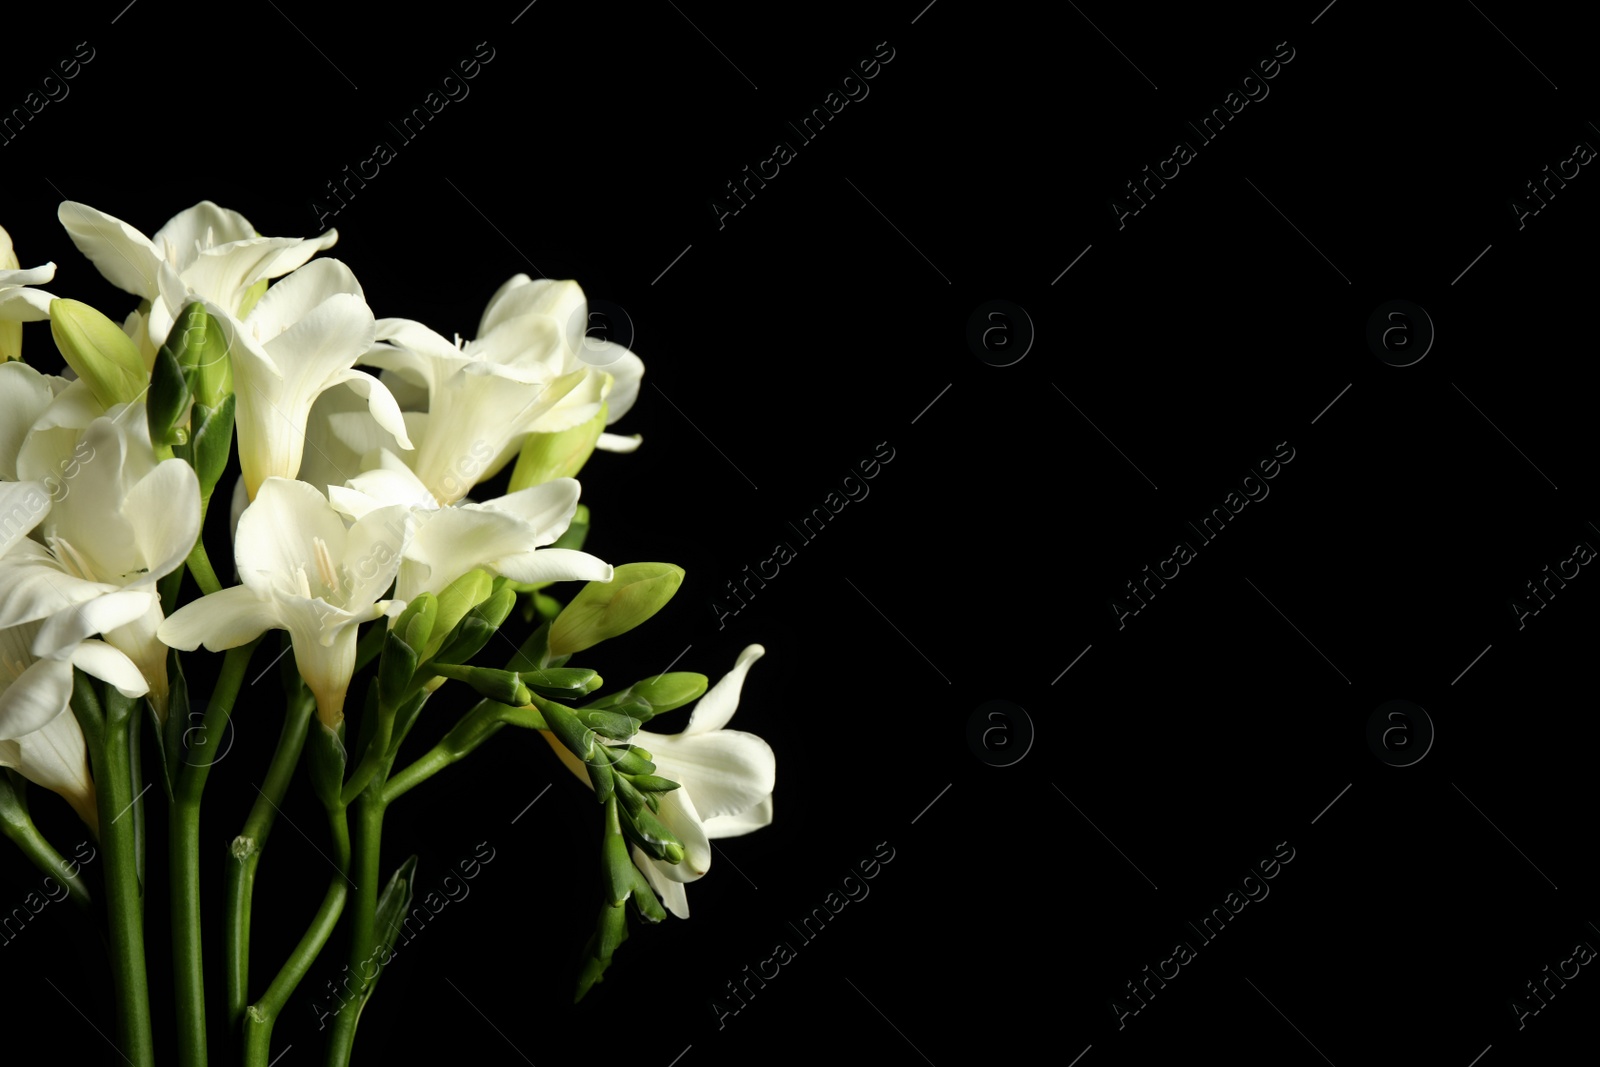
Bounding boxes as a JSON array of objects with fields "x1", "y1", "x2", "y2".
[
  {"x1": 123, "y1": 458, "x2": 202, "y2": 582},
  {"x1": 57, "y1": 201, "x2": 162, "y2": 298},
  {"x1": 68, "y1": 639, "x2": 149, "y2": 698},
  {"x1": 649, "y1": 729, "x2": 776, "y2": 822},
  {"x1": 650, "y1": 785, "x2": 712, "y2": 883},
  {"x1": 0, "y1": 361, "x2": 65, "y2": 479},
  {"x1": 478, "y1": 278, "x2": 586, "y2": 354},
  {"x1": 589, "y1": 344, "x2": 644, "y2": 422},
  {"x1": 0, "y1": 708, "x2": 97, "y2": 831},
  {"x1": 634, "y1": 848, "x2": 690, "y2": 919},
  {"x1": 247, "y1": 259, "x2": 365, "y2": 341},
  {"x1": 326, "y1": 369, "x2": 415, "y2": 450},
  {"x1": 150, "y1": 201, "x2": 257, "y2": 264},
  {"x1": 474, "y1": 479, "x2": 580, "y2": 542},
  {"x1": 595, "y1": 432, "x2": 643, "y2": 453},
  {"x1": 235, "y1": 478, "x2": 350, "y2": 597},
  {"x1": 157, "y1": 585, "x2": 280, "y2": 651},
  {"x1": 0, "y1": 480, "x2": 50, "y2": 556},
  {"x1": 491, "y1": 548, "x2": 613, "y2": 586},
  {"x1": 684, "y1": 644, "x2": 765, "y2": 735},
  {"x1": 0, "y1": 561, "x2": 115, "y2": 631},
  {"x1": 31, "y1": 588, "x2": 157, "y2": 656},
  {"x1": 0, "y1": 656, "x2": 72, "y2": 739},
  {"x1": 703, "y1": 794, "x2": 773, "y2": 839}
]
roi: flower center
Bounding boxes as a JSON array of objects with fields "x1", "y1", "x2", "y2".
[
  {"x1": 46, "y1": 535, "x2": 100, "y2": 582},
  {"x1": 312, "y1": 536, "x2": 340, "y2": 594}
]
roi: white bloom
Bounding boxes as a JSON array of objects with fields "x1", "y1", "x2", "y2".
[
  {"x1": 0, "y1": 406, "x2": 200, "y2": 721},
  {"x1": 367, "y1": 276, "x2": 643, "y2": 504},
  {"x1": 158, "y1": 478, "x2": 410, "y2": 728},
  {"x1": 56, "y1": 200, "x2": 337, "y2": 352},
  {"x1": 0, "y1": 223, "x2": 57, "y2": 361},
  {"x1": 212, "y1": 259, "x2": 413, "y2": 499},
  {"x1": 546, "y1": 644, "x2": 774, "y2": 918},
  {"x1": 0, "y1": 621, "x2": 150, "y2": 832},
  {"x1": 327, "y1": 449, "x2": 611, "y2": 601}
]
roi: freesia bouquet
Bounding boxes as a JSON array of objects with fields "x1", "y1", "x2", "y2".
[{"x1": 0, "y1": 204, "x2": 776, "y2": 1065}]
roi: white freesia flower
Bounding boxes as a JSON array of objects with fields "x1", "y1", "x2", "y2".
[
  {"x1": 327, "y1": 449, "x2": 612, "y2": 601},
  {"x1": 367, "y1": 277, "x2": 643, "y2": 504},
  {"x1": 0, "y1": 223, "x2": 57, "y2": 361},
  {"x1": 56, "y1": 200, "x2": 338, "y2": 352},
  {"x1": 0, "y1": 406, "x2": 200, "y2": 721},
  {"x1": 0, "y1": 621, "x2": 150, "y2": 833},
  {"x1": 546, "y1": 644, "x2": 774, "y2": 918},
  {"x1": 210, "y1": 259, "x2": 413, "y2": 500},
  {"x1": 158, "y1": 478, "x2": 410, "y2": 728}
]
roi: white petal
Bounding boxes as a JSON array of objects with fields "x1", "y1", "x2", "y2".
[
  {"x1": 0, "y1": 656, "x2": 73, "y2": 738},
  {"x1": 31, "y1": 588, "x2": 157, "y2": 655},
  {"x1": 326, "y1": 369, "x2": 415, "y2": 450},
  {"x1": 649, "y1": 730, "x2": 776, "y2": 822},
  {"x1": 57, "y1": 202, "x2": 162, "y2": 298},
  {"x1": 0, "y1": 560, "x2": 116, "y2": 631},
  {"x1": 589, "y1": 344, "x2": 644, "y2": 422},
  {"x1": 0, "y1": 362, "x2": 65, "y2": 480},
  {"x1": 633, "y1": 847, "x2": 690, "y2": 919},
  {"x1": 0, "y1": 480, "x2": 50, "y2": 556},
  {"x1": 703, "y1": 794, "x2": 773, "y2": 839},
  {"x1": 474, "y1": 479, "x2": 580, "y2": 542},
  {"x1": 0, "y1": 708, "x2": 97, "y2": 830},
  {"x1": 124, "y1": 459, "x2": 202, "y2": 582},
  {"x1": 684, "y1": 644, "x2": 765, "y2": 735},
  {"x1": 150, "y1": 201, "x2": 257, "y2": 263},
  {"x1": 341, "y1": 504, "x2": 411, "y2": 608},
  {"x1": 235, "y1": 479, "x2": 349, "y2": 592},
  {"x1": 595, "y1": 432, "x2": 642, "y2": 454},
  {"x1": 68, "y1": 639, "x2": 149, "y2": 698},
  {"x1": 650, "y1": 785, "x2": 712, "y2": 882},
  {"x1": 157, "y1": 585, "x2": 280, "y2": 651},
  {"x1": 247, "y1": 259, "x2": 365, "y2": 340},
  {"x1": 491, "y1": 548, "x2": 613, "y2": 586}
]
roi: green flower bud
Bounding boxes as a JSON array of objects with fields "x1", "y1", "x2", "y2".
[
  {"x1": 518, "y1": 667, "x2": 597, "y2": 700},
  {"x1": 509, "y1": 405, "x2": 605, "y2": 491},
  {"x1": 548, "y1": 563, "x2": 685, "y2": 658},
  {"x1": 425, "y1": 569, "x2": 495, "y2": 659},
  {"x1": 167, "y1": 302, "x2": 233, "y2": 409},
  {"x1": 470, "y1": 578, "x2": 517, "y2": 630},
  {"x1": 431, "y1": 664, "x2": 531, "y2": 707},
  {"x1": 393, "y1": 593, "x2": 439, "y2": 655},
  {"x1": 600, "y1": 745, "x2": 655, "y2": 777},
  {"x1": 378, "y1": 629, "x2": 419, "y2": 708},
  {"x1": 49, "y1": 299, "x2": 147, "y2": 409},
  {"x1": 628, "y1": 775, "x2": 681, "y2": 794},
  {"x1": 623, "y1": 804, "x2": 683, "y2": 863},
  {"x1": 585, "y1": 672, "x2": 708, "y2": 723},
  {"x1": 576, "y1": 709, "x2": 639, "y2": 741}
]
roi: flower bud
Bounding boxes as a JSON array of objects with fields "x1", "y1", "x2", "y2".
[
  {"x1": 548, "y1": 563, "x2": 684, "y2": 658},
  {"x1": 50, "y1": 299, "x2": 147, "y2": 409}
]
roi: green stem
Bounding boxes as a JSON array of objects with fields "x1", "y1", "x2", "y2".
[
  {"x1": 324, "y1": 786, "x2": 386, "y2": 1066},
  {"x1": 0, "y1": 774, "x2": 93, "y2": 909},
  {"x1": 185, "y1": 536, "x2": 223, "y2": 596},
  {"x1": 382, "y1": 699, "x2": 533, "y2": 806},
  {"x1": 75, "y1": 673, "x2": 156, "y2": 1067},
  {"x1": 227, "y1": 690, "x2": 316, "y2": 1028},
  {"x1": 171, "y1": 639, "x2": 260, "y2": 1067},
  {"x1": 242, "y1": 802, "x2": 351, "y2": 1066}
]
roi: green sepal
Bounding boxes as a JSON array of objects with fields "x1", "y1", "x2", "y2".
[
  {"x1": 429, "y1": 617, "x2": 494, "y2": 667},
  {"x1": 364, "y1": 855, "x2": 419, "y2": 1000},
  {"x1": 158, "y1": 649, "x2": 188, "y2": 799},
  {"x1": 576, "y1": 709, "x2": 639, "y2": 741},
  {"x1": 551, "y1": 503, "x2": 590, "y2": 552},
  {"x1": 574, "y1": 900, "x2": 629, "y2": 1003},
  {"x1": 628, "y1": 775, "x2": 680, "y2": 794},
  {"x1": 600, "y1": 745, "x2": 655, "y2": 777},
  {"x1": 601, "y1": 797, "x2": 634, "y2": 905},
  {"x1": 378, "y1": 630, "x2": 419, "y2": 708},
  {"x1": 306, "y1": 721, "x2": 348, "y2": 810},
  {"x1": 146, "y1": 341, "x2": 191, "y2": 447},
  {"x1": 425, "y1": 569, "x2": 495, "y2": 660},
  {"x1": 432, "y1": 664, "x2": 531, "y2": 707},
  {"x1": 622, "y1": 804, "x2": 683, "y2": 863}
]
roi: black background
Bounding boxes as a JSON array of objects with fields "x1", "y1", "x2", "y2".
[{"x1": 3, "y1": 2, "x2": 1597, "y2": 1064}]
